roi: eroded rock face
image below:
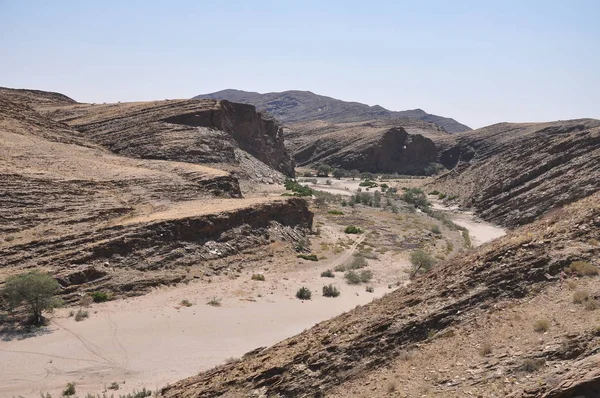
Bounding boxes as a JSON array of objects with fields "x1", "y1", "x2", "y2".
[
  {"x1": 290, "y1": 120, "x2": 441, "y2": 174},
  {"x1": 431, "y1": 119, "x2": 600, "y2": 227},
  {"x1": 37, "y1": 98, "x2": 295, "y2": 177}
]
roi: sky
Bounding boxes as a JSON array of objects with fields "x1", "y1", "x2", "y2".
[{"x1": 1, "y1": 0, "x2": 599, "y2": 129}]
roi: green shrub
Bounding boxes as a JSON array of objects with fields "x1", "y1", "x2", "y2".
[
  {"x1": 3, "y1": 271, "x2": 60, "y2": 325},
  {"x1": 344, "y1": 226, "x2": 363, "y2": 234},
  {"x1": 429, "y1": 190, "x2": 440, "y2": 195},
  {"x1": 322, "y1": 284, "x2": 340, "y2": 297},
  {"x1": 91, "y1": 291, "x2": 110, "y2": 303},
  {"x1": 341, "y1": 199, "x2": 347, "y2": 207},
  {"x1": 321, "y1": 270, "x2": 335, "y2": 278},
  {"x1": 334, "y1": 264, "x2": 346, "y2": 272},
  {"x1": 251, "y1": 273, "x2": 266, "y2": 281},
  {"x1": 431, "y1": 225, "x2": 441, "y2": 234},
  {"x1": 566, "y1": 261, "x2": 598, "y2": 276},
  {"x1": 438, "y1": 193, "x2": 447, "y2": 199},
  {"x1": 448, "y1": 194, "x2": 458, "y2": 200},
  {"x1": 359, "y1": 270, "x2": 373, "y2": 283},
  {"x1": 348, "y1": 255, "x2": 368, "y2": 269},
  {"x1": 328, "y1": 210, "x2": 344, "y2": 215},
  {"x1": 297, "y1": 254, "x2": 319, "y2": 261},
  {"x1": 401, "y1": 188, "x2": 430, "y2": 211},
  {"x1": 296, "y1": 287, "x2": 312, "y2": 300},
  {"x1": 63, "y1": 382, "x2": 76, "y2": 396},
  {"x1": 344, "y1": 270, "x2": 361, "y2": 285},
  {"x1": 410, "y1": 250, "x2": 436, "y2": 276},
  {"x1": 283, "y1": 179, "x2": 313, "y2": 197},
  {"x1": 316, "y1": 164, "x2": 332, "y2": 177},
  {"x1": 359, "y1": 180, "x2": 378, "y2": 188},
  {"x1": 332, "y1": 169, "x2": 345, "y2": 179}
]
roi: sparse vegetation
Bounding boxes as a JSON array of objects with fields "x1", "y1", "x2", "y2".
[
  {"x1": 430, "y1": 225, "x2": 441, "y2": 234},
  {"x1": 344, "y1": 225, "x2": 362, "y2": 234},
  {"x1": 585, "y1": 299, "x2": 599, "y2": 311},
  {"x1": 207, "y1": 297, "x2": 222, "y2": 307},
  {"x1": 410, "y1": 250, "x2": 436, "y2": 277},
  {"x1": 296, "y1": 287, "x2": 312, "y2": 300},
  {"x1": 322, "y1": 284, "x2": 340, "y2": 297},
  {"x1": 251, "y1": 273, "x2": 266, "y2": 281},
  {"x1": 180, "y1": 299, "x2": 193, "y2": 307},
  {"x1": 573, "y1": 290, "x2": 589, "y2": 304},
  {"x1": 91, "y1": 291, "x2": 110, "y2": 303},
  {"x1": 334, "y1": 264, "x2": 347, "y2": 272},
  {"x1": 283, "y1": 179, "x2": 313, "y2": 197},
  {"x1": 74, "y1": 309, "x2": 89, "y2": 322},
  {"x1": 108, "y1": 381, "x2": 120, "y2": 390},
  {"x1": 297, "y1": 253, "x2": 319, "y2": 261},
  {"x1": 62, "y1": 382, "x2": 76, "y2": 396},
  {"x1": 359, "y1": 180, "x2": 378, "y2": 188},
  {"x1": 345, "y1": 269, "x2": 372, "y2": 284},
  {"x1": 327, "y1": 209, "x2": 344, "y2": 215},
  {"x1": 462, "y1": 230, "x2": 472, "y2": 248},
  {"x1": 365, "y1": 286, "x2": 374, "y2": 293},
  {"x1": 348, "y1": 255, "x2": 368, "y2": 269},
  {"x1": 2, "y1": 270, "x2": 60, "y2": 325},
  {"x1": 521, "y1": 358, "x2": 545, "y2": 372},
  {"x1": 565, "y1": 261, "x2": 598, "y2": 276},
  {"x1": 401, "y1": 187, "x2": 430, "y2": 211},
  {"x1": 533, "y1": 319, "x2": 550, "y2": 333},
  {"x1": 320, "y1": 270, "x2": 334, "y2": 278}
]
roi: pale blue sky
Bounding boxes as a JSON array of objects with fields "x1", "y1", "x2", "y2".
[{"x1": 1, "y1": 0, "x2": 598, "y2": 128}]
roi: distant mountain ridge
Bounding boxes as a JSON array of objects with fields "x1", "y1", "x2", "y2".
[{"x1": 193, "y1": 89, "x2": 472, "y2": 133}]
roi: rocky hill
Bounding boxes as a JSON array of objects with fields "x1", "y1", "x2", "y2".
[
  {"x1": 161, "y1": 191, "x2": 600, "y2": 398},
  {"x1": 288, "y1": 119, "x2": 444, "y2": 174},
  {"x1": 194, "y1": 89, "x2": 472, "y2": 134},
  {"x1": 431, "y1": 119, "x2": 600, "y2": 227},
  {"x1": 0, "y1": 88, "x2": 311, "y2": 302}
]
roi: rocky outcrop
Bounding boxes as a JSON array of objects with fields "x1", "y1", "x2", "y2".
[
  {"x1": 288, "y1": 119, "x2": 444, "y2": 174},
  {"x1": 1, "y1": 198, "x2": 312, "y2": 300},
  {"x1": 37, "y1": 98, "x2": 295, "y2": 177},
  {"x1": 431, "y1": 119, "x2": 600, "y2": 227},
  {"x1": 194, "y1": 89, "x2": 472, "y2": 133},
  {"x1": 160, "y1": 192, "x2": 600, "y2": 398}
]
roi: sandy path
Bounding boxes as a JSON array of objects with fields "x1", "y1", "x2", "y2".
[
  {"x1": 431, "y1": 201, "x2": 506, "y2": 246},
  {"x1": 0, "y1": 235, "x2": 384, "y2": 397}
]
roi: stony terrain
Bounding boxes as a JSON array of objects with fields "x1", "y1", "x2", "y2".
[
  {"x1": 161, "y1": 192, "x2": 600, "y2": 398},
  {"x1": 194, "y1": 89, "x2": 472, "y2": 133},
  {"x1": 430, "y1": 119, "x2": 600, "y2": 227},
  {"x1": 0, "y1": 88, "x2": 309, "y2": 306}
]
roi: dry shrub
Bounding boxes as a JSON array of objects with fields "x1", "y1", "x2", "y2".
[
  {"x1": 566, "y1": 261, "x2": 598, "y2": 277},
  {"x1": 573, "y1": 290, "x2": 590, "y2": 304},
  {"x1": 533, "y1": 319, "x2": 550, "y2": 333}
]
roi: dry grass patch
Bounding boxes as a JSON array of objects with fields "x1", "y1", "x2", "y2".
[
  {"x1": 573, "y1": 290, "x2": 590, "y2": 304},
  {"x1": 533, "y1": 319, "x2": 550, "y2": 333},
  {"x1": 566, "y1": 261, "x2": 598, "y2": 276}
]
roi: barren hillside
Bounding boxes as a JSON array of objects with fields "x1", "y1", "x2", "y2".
[
  {"x1": 194, "y1": 89, "x2": 472, "y2": 134},
  {"x1": 161, "y1": 192, "x2": 600, "y2": 398},
  {"x1": 0, "y1": 89, "x2": 311, "y2": 302},
  {"x1": 431, "y1": 119, "x2": 600, "y2": 227}
]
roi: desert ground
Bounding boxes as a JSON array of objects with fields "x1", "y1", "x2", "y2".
[{"x1": 0, "y1": 178, "x2": 502, "y2": 397}]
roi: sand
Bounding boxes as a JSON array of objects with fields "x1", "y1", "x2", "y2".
[{"x1": 0, "y1": 234, "x2": 393, "y2": 397}]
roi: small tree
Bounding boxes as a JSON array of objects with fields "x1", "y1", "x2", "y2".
[
  {"x1": 332, "y1": 169, "x2": 345, "y2": 179},
  {"x1": 410, "y1": 250, "x2": 435, "y2": 277},
  {"x1": 317, "y1": 164, "x2": 332, "y2": 177},
  {"x1": 3, "y1": 271, "x2": 60, "y2": 325}
]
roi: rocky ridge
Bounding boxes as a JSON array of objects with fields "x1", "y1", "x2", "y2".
[
  {"x1": 194, "y1": 89, "x2": 472, "y2": 133},
  {"x1": 431, "y1": 119, "x2": 600, "y2": 227}
]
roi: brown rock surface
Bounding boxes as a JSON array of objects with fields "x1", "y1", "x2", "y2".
[
  {"x1": 431, "y1": 119, "x2": 600, "y2": 227},
  {"x1": 287, "y1": 119, "x2": 447, "y2": 174}
]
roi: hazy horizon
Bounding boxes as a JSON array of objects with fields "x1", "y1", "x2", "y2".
[{"x1": 2, "y1": 0, "x2": 599, "y2": 129}]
